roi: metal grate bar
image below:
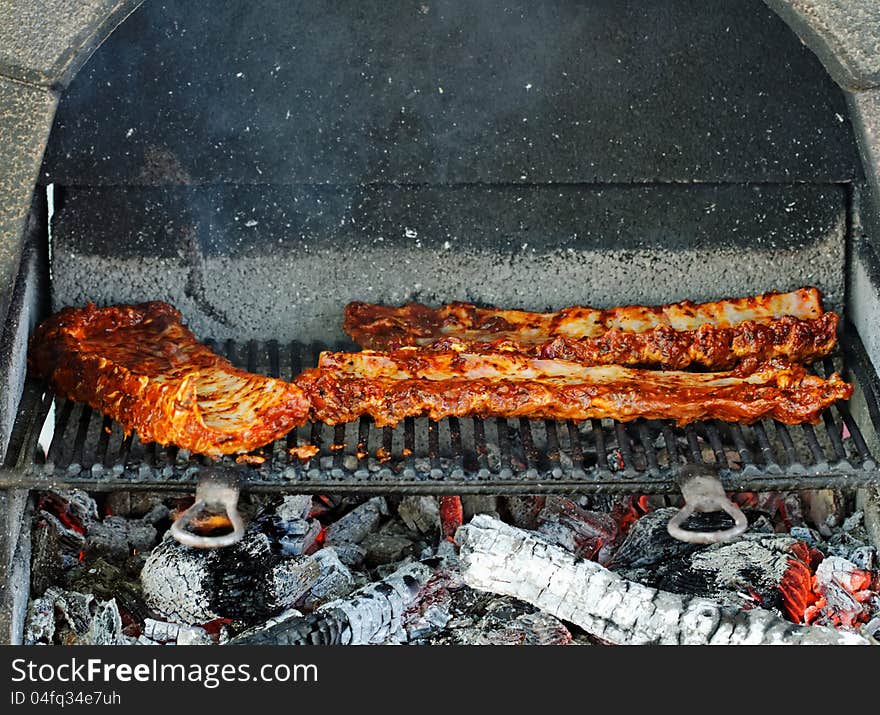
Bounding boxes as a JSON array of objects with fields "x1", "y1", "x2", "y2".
[
  {"x1": 637, "y1": 422, "x2": 659, "y2": 475},
  {"x1": 566, "y1": 421, "x2": 586, "y2": 471},
  {"x1": 591, "y1": 419, "x2": 609, "y2": 471}
]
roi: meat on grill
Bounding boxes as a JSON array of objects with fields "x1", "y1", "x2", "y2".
[
  {"x1": 29, "y1": 302, "x2": 310, "y2": 456},
  {"x1": 296, "y1": 349, "x2": 852, "y2": 427},
  {"x1": 343, "y1": 288, "x2": 839, "y2": 369}
]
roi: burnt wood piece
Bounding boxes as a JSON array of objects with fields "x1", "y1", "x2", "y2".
[
  {"x1": 457, "y1": 515, "x2": 870, "y2": 645},
  {"x1": 140, "y1": 531, "x2": 320, "y2": 624},
  {"x1": 231, "y1": 561, "x2": 435, "y2": 645}
]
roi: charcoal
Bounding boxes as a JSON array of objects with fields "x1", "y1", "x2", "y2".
[
  {"x1": 842, "y1": 510, "x2": 865, "y2": 533},
  {"x1": 62, "y1": 557, "x2": 151, "y2": 630},
  {"x1": 33, "y1": 511, "x2": 85, "y2": 567},
  {"x1": 26, "y1": 588, "x2": 127, "y2": 645},
  {"x1": 232, "y1": 561, "x2": 436, "y2": 645},
  {"x1": 502, "y1": 496, "x2": 545, "y2": 529},
  {"x1": 278, "y1": 520, "x2": 322, "y2": 557},
  {"x1": 297, "y1": 548, "x2": 360, "y2": 611},
  {"x1": 141, "y1": 531, "x2": 320, "y2": 624},
  {"x1": 53, "y1": 589, "x2": 97, "y2": 638},
  {"x1": 536, "y1": 496, "x2": 617, "y2": 563},
  {"x1": 30, "y1": 516, "x2": 74, "y2": 597},
  {"x1": 362, "y1": 533, "x2": 416, "y2": 566},
  {"x1": 142, "y1": 618, "x2": 212, "y2": 645},
  {"x1": 142, "y1": 504, "x2": 171, "y2": 525},
  {"x1": 331, "y1": 541, "x2": 367, "y2": 569},
  {"x1": 324, "y1": 497, "x2": 388, "y2": 546},
  {"x1": 826, "y1": 530, "x2": 870, "y2": 560},
  {"x1": 653, "y1": 534, "x2": 809, "y2": 616},
  {"x1": 427, "y1": 588, "x2": 572, "y2": 645},
  {"x1": 461, "y1": 609, "x2": 572, "y2": 646},
  {"x1": 805, "y1": 556, "x2": 876, "y2": 631},
  {"x1": 52, "y1": 490, "x2": 99, "y2": 524},
  {"x1": 609, "y1": 508, "x2": 700, "y2": 569},
  {"x1": 86, "y1": 516, "x2": 157, "y2": 561},
  {"x1": 105, "y1": 491, "x2": 177, "y2": 519},
  {"x1": 398, "y1": 496, "x2": 440, "y2": 537},
  {"x1": 251, "y1": 495, "x2": 322, "y2": 556},
  {"x1": 458, "y1": 515, "x2": 869, "y2": 645},
  {"x1": 790, "y1": 525, "x2": 823, "y2": 547},
  {"x1": 275, "y1": 495, "x2": 313, "y2": 522},
  {"x1": 460, "y1": 496, "x2": 499, "y2": 521},
  {"x1": 24, "y1": 596, "x2": 55, "y2": 645},
  {"x1": 849, "y1": 546, "x2": 876, "y2": 571},
  {"x1": 407, "y1": 604, "x2": 452, "y2": 639},
  {"x1": 804, "y1": 489, "x2": 844, "y2": 535}
]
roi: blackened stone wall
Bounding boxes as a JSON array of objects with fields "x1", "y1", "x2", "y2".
[{"x1": 42, "y1": 0, "x2": 862, "y2": 341}]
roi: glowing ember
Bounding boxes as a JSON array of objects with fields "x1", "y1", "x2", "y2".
[
  {"x1": 612, "y1": 495, "x2": 652, "y2": 535},
  {"x1": 778, "y1": 555, "x2": 816, "y2": 622},
  {"x1": 439, "y1": 496, "x2": 463, "y2": 541},
  {"x1": 804, "y1": 556, "x2": 875, "y2": 630}
]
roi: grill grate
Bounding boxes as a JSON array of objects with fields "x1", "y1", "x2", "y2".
[{"x1": 2, "y1": 327, "x2": 880, "y2": 495}]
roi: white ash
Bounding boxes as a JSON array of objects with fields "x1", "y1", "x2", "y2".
[
  {"x1": 457, "y1": 515, "x2": 870, "y2": 645},
  {"x1": 250, "y1": 495, "x2": 323, "y2": 556},
  {"x1": 232, "y1": 560, "x2": 438, "y2": 645},
  {"x1": 807, "y1": 556, "x2": 879, "y2": 632},
  {"x1": 25, "y1": 588, "x2": 126, "y2": 646},
  {"x1": 297, "y1": 548, "x2": 361, "y2": 611},
  {"x1": 320, "y1": 561, "x2": 435, "y2": 644},
  {"x1": 24, "y1": 597, "x2": 55, "y2": 645},
  {"x1": 142, "y1": 618, "x2": 212, "y2": 645},
  {"x1": 536, "y1": 496, "x2": 618, "y2": 564},
  {"x1": 86, "y1": 599, "x2": 125, "y2": 645},
  {"x1": 398, "y1": 496, "x2": 440, "y2": 537},
  {"x1": 460, "y1": 495, "x2": 500, "y2": 521},
  {"x1": 324, "y1": 496, "x2": 388, "y2": 546}
]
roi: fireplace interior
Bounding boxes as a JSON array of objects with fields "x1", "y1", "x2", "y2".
[{"x1": 1, "y1": 0, "x2": 880, "y2": 645}]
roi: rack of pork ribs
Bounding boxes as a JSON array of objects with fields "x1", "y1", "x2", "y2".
[
  {"x1": 302, "y1": 287, "x2": 851, "y2": 428},
  {"x1": 27, "y1": 288, "x2": 853, "y2": 457}
]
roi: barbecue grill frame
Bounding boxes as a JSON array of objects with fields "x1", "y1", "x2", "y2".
[{"x1": 3, "y1": 325, "x2": 878, "y2": 496}]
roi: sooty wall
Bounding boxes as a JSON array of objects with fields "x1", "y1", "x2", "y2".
[{"x1": 41, "y1": 0, "x2": 862, "y2": 342}]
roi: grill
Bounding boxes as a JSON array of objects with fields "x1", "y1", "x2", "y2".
[{"x1": 3, "y1": 325, "x2": 879, "y2": 495}]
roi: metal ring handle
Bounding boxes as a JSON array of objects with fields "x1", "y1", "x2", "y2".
[
  {"x1": 667, "y1": 465, "x2": 749, "y2": 545},
  {"x1": 170, "y1": 471, "x2": 245, "y2": 549}
]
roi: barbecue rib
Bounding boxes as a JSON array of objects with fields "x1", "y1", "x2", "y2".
[
  {"x1": 344, "y1": 288, "x2": 839, "y2": 369},
  {"x1": 296, "y1": 349, "x2": 852, "y2": 427},
  {"x1": 29, "y1": 302, "x2": 310, "y2": 456}
]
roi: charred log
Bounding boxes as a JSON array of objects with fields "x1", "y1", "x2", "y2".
[
  {"x1": 231, "y1": 561, "x2": 435, "y2": 645},
  {"x1": 457, "y1": 515, "x2": 870, "y2": 645}
]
